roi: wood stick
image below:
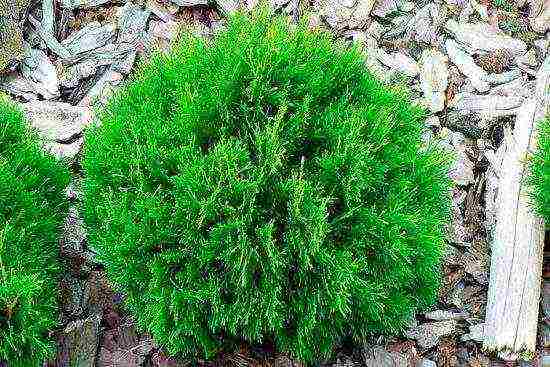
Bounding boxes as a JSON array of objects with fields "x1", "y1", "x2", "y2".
[{"x1": 483, "y1": 55, "x2": 549, "y2": 359}]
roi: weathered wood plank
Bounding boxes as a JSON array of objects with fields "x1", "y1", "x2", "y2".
[{"x1": 483, "y1": 55, "x2": 549, "y2": 359}]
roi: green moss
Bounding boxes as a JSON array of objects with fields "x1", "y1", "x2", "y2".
[
  {"x1": 0, "y1": 0, "x2": 28, "y2": 71},
  {"x1": 492, "y1": 0, "x2": 516, "y2": 11},
  {"x1": 529, "y1": 117, "x2": 550, "y2": 223},
  {"x1": 0, "y1": 95, "x2": 69, "y2": 365},
  {"x1": 497, "y1": 15, "x2": 540, "y2": 45},
  {"x1": 83, "y1": 11, "x2": 453, "y2": 363}
]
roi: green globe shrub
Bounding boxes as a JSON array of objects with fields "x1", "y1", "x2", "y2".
[
  {"x1": 83, "y1": 12, "x2": 452, "y2": 363},
  {"x1": 0, "y1": 96, "x2": 69, "y2": 366},
  {"x1": 529, "y1": 117, "x2": 549, "y2": 222}
]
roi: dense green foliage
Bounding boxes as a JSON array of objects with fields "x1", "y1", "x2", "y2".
[
  {"x1": 83, "y1": 12, "x2": 452, "y2": 363},
  {"x1": 529, "y1": 117, "x2": 549, "y2": 223},
  {"x1": 0, "y1": 96, "x2": 69, "y2": 366}
]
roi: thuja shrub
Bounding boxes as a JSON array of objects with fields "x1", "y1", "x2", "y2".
[
  {"x1": 529, "y1": 117, "x2": 549, "y2": 222},
  {"x1": 0, "y1": 96, "x2": 69, "y2": 365},
  {"x1": 83, "y1": 12, "x2": 452, "y2": 363}
]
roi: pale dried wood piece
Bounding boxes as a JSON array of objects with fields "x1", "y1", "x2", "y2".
[
  {"x1": 458, "y1": 0, "x2": 474, "y2": 23},
  {"x1": 59, "y1": 43, "x2": 135, "y2": 88},
  {"x1": 424, "y1": 309, "x2": 468, "y2": 321},
  {"x1": 60, "y1": 0, "x2": 112, "y2": 9},
  {"x1": 445, "y1": 39, "x2": 489, "y2": 93},
  {"x1": 419, "y1": 49, "x2": 448, "y2": 113},
  {"x1": 405, "y1": 320, "x2": 458, "y2": 349},
  {"x1": 42, "y1": 0, "x2": 55, "y2": 36},
  {"x1": 528, "y1": 0, "x2": 550, "y2": 33},
  {"x1": 319, "y1": 0, "x2": 376, "y2": 30},
  {"x1": 483, "y1": 55, "x2": 549, "y2": 359},
  {"x1": 23, "y1": 101, "x2": 93, "y2": 159},
  {"x1": 78, "y1": 68, "x2": 124, "y2": 107},
  {"x1": 444, "y1": 0, "x2": 467, "y2": 6},
  {"x1": 468, "y1": 0, "x2": 488, "y2": 20},
  {"x1": 348, "y1": 0, "x2": 376, "y2": 29},
  {"x1": 489, "y1": 76, "x2": 533, "y2": 99},
  {"x1": 483, "y1": 143, "x2": 505, "y2": 234},
  {"x1": 117, "y1": 3, "x2": 151, "y2": 46},
  {"x1": 483, "y1": 103, "x2": 545, "y2": 359},
  {"x1": 534, "y1": 56, "x2": 550, "y2": 118},
  {"x1": 24, "y1": 4, "x2": 125, "y2": 98},
  {"x1": 146, "y1": 0, "x2": 174, "y2": 22},
  {"x1": 63, "y1": 43, "x2": 135, "y2": 66},
  {"x1": 23, "y1": 101, "x2": 92, "y2": 143},
  {"x1": 445, "y1": 19, "x2": 527, "y2": 56},
  {"x1": 485, "y1": 69, "x2": 521, "y2": 86},
  {"x1": 61, "y1": 22, "x2": 116, "y2": 56},
  {"x1": 462, "y1": 323, "x2": 484, "y2": 343},
  {"x1": 376, "y1": 50, "x2": 419, "y2": 77},
  {"x1": 21, "y1": 47, "x2": 60, "y2": 99},
  {"x1": 172, "y1": 0, "x2": 208, "y2": 6},
  {"x1": 531, "y1": 11, "x2": 549, "y2": 34},
  {"x1": 450, "y1": 92, "x2": 524, "y2": 119},
  {"x1": 371, "y1": 0, "x2": 399, "y2": 18},
  {"x1": 448, "y1": 130, "x2": 476, "y2": 186},
  {"x1": 0, "y1": 75, "x2": 42, "y2": 101},
  {"x1": 366, "y1": 20, "x2": 386, "y2": 40},
  {"x1": 60, "y1": 60, "x2": 103, "y2": 89},
  {"x1": 450, "y1": 144, "x2": 475, "y2": 186},
  {"x1": 28, "y1": 15, "x2": 72, "y2": 59},
  {"x1": 356, "y1": 34, "x2": 390, "y2": 81},
  {"x1": 216, "y1": 0, "x2": 240, "y2": 15},
  {"x1": 400, "y1": 1, "x2": 414, "y2": 11},
  {"x1": 113, "y1": 3, "x2": 151, "y2": 74},
  {"x1": 405, "y1": 2, "x2": 446, "y2": 45},
  {"x1": 60, "y1": 4, "x2": 150, "y2": 93},
  {"x1": 382, "y1": 13, "x2": 413, "y2": 39}
]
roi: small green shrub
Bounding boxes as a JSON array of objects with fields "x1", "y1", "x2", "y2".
[
  {"x1": 83, "y1": 12, "x2": 452, "y2": 363},
  {"x1": 529, "y1": 117, "x2": 549, "y2": 222},
  {"x1": 0, "y1": 96, "x2": 69, "y2": 365}
]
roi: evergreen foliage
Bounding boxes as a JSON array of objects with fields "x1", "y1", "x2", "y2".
[
  {"x1": 529, "y1": 117, "x2": 550, "y2": 222},
  {"x1": 0, "y1": 96, "x2": 69, "y2": 366},
  {"x1": 83, "y1": 12, "x2": 453, "y2": 363}
]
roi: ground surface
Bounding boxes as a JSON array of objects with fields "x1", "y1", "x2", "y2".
[{"x1": 1, "y1": 0, "x2": 550, "y2": 366}]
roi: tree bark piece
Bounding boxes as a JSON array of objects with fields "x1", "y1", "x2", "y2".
[
  {"x1": 42, "y1": 0, "x2": 55, "y2": 36},
  {"x1": 57, "y1": 314, "x2": 101, "y2": 367},
  {"x1": 483, "y1": 55, "x2": 549, "y2": 359},
  {"x1": 420, "y1": 49, "x2": 448, "y2": 113},
  {"x1": 376, "y1": 50, "x2": 419, "y2": 77},
  {"x1": 21, "y1": 47, "x2": 60, "y2": 99},
  {"x1": 28, "y1": 15, "x2": 72, "y2": 59},
  {"x1": 60, "y1": 0, "x2": 112, "y2": 9},
  {"x1": 445, "y1": 19, "x2": 527, "y2": 56},
  {"x1": 22, "y1": 101, "x2": 92, "y2": 159},
  {"x1": 450, "y1": 92, "x2": 524, "y2": 119},
  {"x1": 172, "y1": 0, "x2": 208, "y2": 6},
  {"x1": 527, "y1": 0, "x2": 550, "y2": 33},
  {"x1": 61, "y1": 21, "x2": 116, "y2": 56},
  {"x1": 445, "y1": 39, "x2": 489, "y2": 93}
]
